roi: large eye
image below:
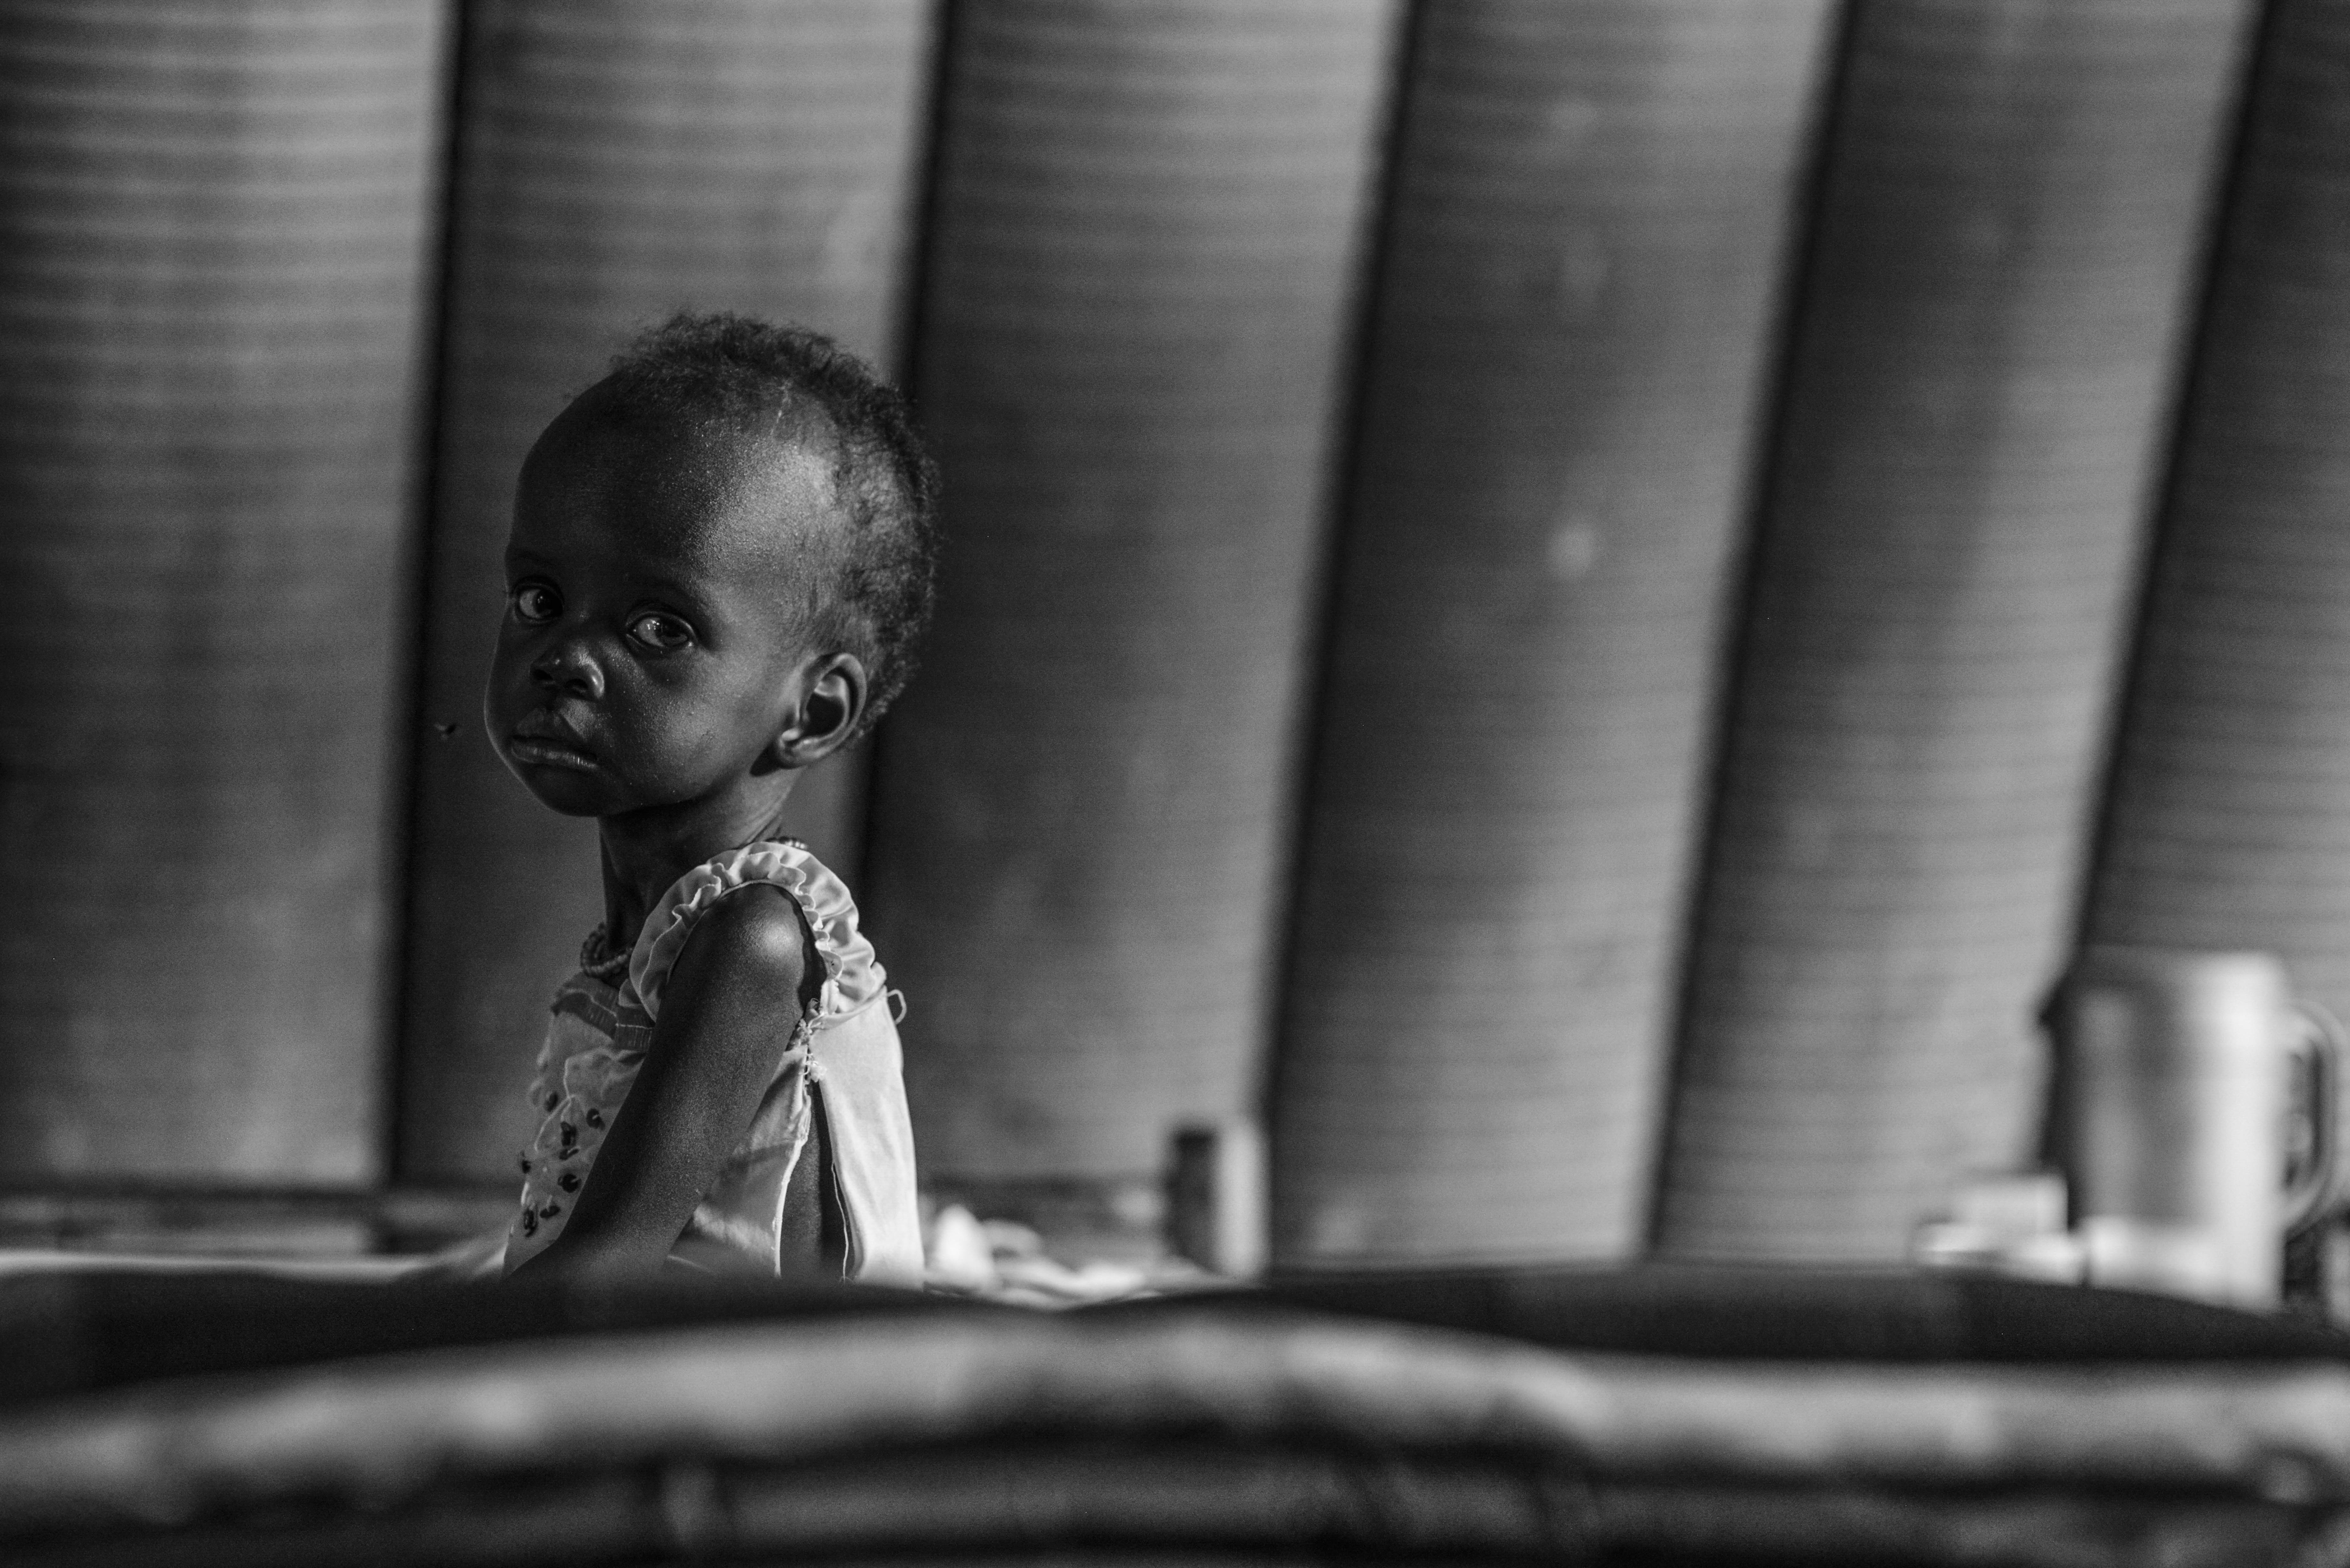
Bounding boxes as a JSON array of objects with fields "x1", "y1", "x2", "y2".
[
  {"x1": 627, "y1": 611, "x2": 694, "y2": 653},
  {"x1": 510, "y1": 583, "x2": 559, "y2": 624}
]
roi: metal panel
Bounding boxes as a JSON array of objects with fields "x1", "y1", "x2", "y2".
[
  {"x1": 0, "y1": 0, "x2": 447, "y2": 1181},
  {"x1": 2086, "y1": 1, "x2": 2350, "y2": 1150},
  {"x1": 1272, "y1": 0, "x2": 1836, "y2": 1265},
  {"x1": 1657, "y1": 0, "x2": 2254, "y2": 1260},
  {"x1": 868, "y1": 0, "x2": 1401, "y2": 1186}
]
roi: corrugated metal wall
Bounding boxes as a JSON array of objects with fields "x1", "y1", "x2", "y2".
[
  {"x1": 0, "y1": 0, "x2": 446, "y2": 1182},
  {"x1": 1271, "y1": 0, "x2": 1837, "y2": 1265},
  {"x1": 1655, "y1": 0, "x2": 2255, "y2": 1261},
  {"x1": 865, "y1": 0, "x2": 1399, "y2": 1198},
  {"x1": 8, "y1": 0, "x2": 2340, "y2": 1265},
  {"x1": 2084, "y1": 0, "x2": 2350, "y2": 1079}
]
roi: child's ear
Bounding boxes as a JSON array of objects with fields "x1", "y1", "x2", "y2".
[{"x1": 772, "y1": 652, "x2": 868, "y2": 767}]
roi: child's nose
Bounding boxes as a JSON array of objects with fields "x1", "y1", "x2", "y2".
[{"x1": 531, "y1": 642, "x2": 605, "y2": 700}]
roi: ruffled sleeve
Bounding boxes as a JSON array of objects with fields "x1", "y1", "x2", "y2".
[{"x1": 625, "y1": 840, "x2": 885, "y2": 1021}]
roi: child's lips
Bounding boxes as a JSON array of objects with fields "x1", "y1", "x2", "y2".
[
  {"x1": 510, "y1": 736, "x2": 598, "y2": 772},
  {"x1": 508, "y1": 722, "x2": 598, "y2": 772}
]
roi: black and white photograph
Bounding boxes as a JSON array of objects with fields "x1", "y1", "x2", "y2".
[{"x1": 4, "y1": 1, "x2": 2350, "y2": 1562}]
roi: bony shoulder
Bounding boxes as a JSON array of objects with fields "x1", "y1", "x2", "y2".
[{"x1": 669, "y1": 880, "x2": 811, "y2": 991}]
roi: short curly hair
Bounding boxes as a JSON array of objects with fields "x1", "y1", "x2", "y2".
[{"x1": 595, "y1": 312, "x2": 941, "y2": 744}]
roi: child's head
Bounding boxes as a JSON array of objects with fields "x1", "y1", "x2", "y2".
[{"x1": 487, "y1": 313, "x2": 939, "y2": 820}]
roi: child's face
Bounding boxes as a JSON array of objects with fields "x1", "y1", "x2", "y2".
[{"x1": 485, "y1": 395, "x2": 834, "y2": 822}]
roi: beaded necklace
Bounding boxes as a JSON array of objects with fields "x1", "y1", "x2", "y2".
[{"x1": 579, "y1": 924, "x2": 630, "y2": 984}]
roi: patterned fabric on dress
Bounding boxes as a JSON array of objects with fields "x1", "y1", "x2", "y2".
[{"x1": 502, "y1": 840, "x2": 923, "y2": 1282}]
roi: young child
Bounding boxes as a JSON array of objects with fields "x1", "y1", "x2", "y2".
[{"x1": 490, "y1": 313, "x2": 936, "y2": 1283}]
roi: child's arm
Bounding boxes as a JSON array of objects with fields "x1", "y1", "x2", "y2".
[{"x1": 512, "y1": 884, "x2": 817, "y2": 1278}]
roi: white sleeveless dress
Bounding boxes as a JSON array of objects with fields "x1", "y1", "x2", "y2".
[{"x1": 501, "y1": 840, "x2": 923, "y2": 1283}]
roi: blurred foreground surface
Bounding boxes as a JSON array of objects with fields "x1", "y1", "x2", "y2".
[{"x1": 1, "y1": 1261, "x2": 2347, "y2": 1566}]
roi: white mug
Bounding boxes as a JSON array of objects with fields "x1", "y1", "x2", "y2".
[{"x1": 2043, "y1": 946, "x2": 2337, "y2": 1307}]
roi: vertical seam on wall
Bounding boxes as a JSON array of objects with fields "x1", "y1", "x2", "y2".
[
  {"x1": 2063, "y1": 0, "x2": 2279, "y2": 971},
  {"x1": 1258, "y1": 0, "x2": 1428, "y2": 1227},
  {"x1": 383, "y1": 0, "x2": 480, "y2": 1193},
  {"x1": 1642, "y1": 0, "x2": 1865, "y2": 1253},
  {"x1": 857, "y1": 0, "x2": 965, "y2": 882},
  {"x1": 888, "y1": 0, "x2": 962, "y2": 397}
]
